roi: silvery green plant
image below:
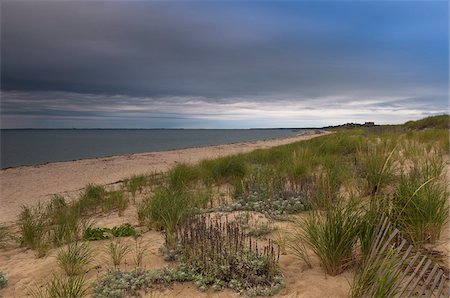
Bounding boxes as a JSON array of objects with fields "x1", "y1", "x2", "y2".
[{"x1": 0, "y1": 270, "x2": 7, "y2": 289}]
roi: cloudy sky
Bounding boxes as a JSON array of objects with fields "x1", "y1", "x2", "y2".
[{"x1": 1, "y1": 1, "x2": 448, "y2": 128}]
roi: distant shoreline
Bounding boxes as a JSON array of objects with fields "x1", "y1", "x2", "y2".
[
  {"x1": 0, "y1": 129, "x2": 327, "y2": 224},
  {"x1": 1, "y1": 128, "x2": 307, "y2": 169}
]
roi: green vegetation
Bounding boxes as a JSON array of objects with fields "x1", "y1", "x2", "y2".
[
  {"x1": 83, "y1": 223, "x2": 138, "y2": 241},
  {"x1": 28, "y1": 274, "x2": 87, "y2": 298},
  {"x1": 295, "y1": 200, "x2": 362, "y2": 275},
  {"x1": 105, "y1": 238, "x2": 131, "y2": 268},
  {"x1": 57, "y1": 242, "x2": 92, "y2": 276},
  {"x1": 19, "y1": 186, "x2": 129, "y2": 254},
  {"x1": 390, "y1": 156, "x2": 448, "y2": 245},
  {"x1": 404, "y1": 114, "x2": 449, "y2": 130},
  {"x1": 0, "y1": 270, "x2": 7, "y2": 289},
  {"x1": 123, "y1": 174, "x2": 147, "y2": 198},
  {"x1": 137, "y1": 186, "x2": 210, "y2": 249},
  {"x1": 177, "y1": 214, "x2": 283, "y2": 295}
]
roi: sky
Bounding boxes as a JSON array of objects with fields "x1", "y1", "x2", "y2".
[{"x1": 1, "y1": 1, "x2": 448, "y2": 128}]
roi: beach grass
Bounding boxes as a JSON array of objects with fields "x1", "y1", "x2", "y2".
[
  {"x1": 57, "y1": 242, "x2": 92, "y2": 276},
  {"x1": 390, "y1": 158, "x2": 448, "y2": 245},
  {"x1": 105, "y1": 238, "x2": 131, "y2": 268},
  {"x1": 295, "y1": 200, "x2": 362, "y2": 275},
  {"x1": 28, "y1": 274, "x2": 87, "y2": 298}
]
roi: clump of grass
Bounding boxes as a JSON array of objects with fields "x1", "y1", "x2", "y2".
[
  {"x1": 0, "y1": 270, "x2": 7, "y2": 289},
  {"x1": 19, "y1": 203, "x2": 49, "y2": 256},
  {"x1": 200, "y1": 155, "x2": 248, "y2": 184},
  {"x1": 83, "y1": 223, "x2": 138, "y2": 241},
  {"x1": 105, "y1": 238, "x2": 131, "y2": 268},
  {"x1": 356, "y1": 140, "x2": 397, "y2": 196},
  {"x1": 287, "y1": 228, "x2": 312, "y2": 268},
  {"x1": 312, "y1": 161, "x2": 347, "y2": 208},
  {"x1": 57, "y1": 242, "x2": 92, "y2": 276},
  {"x1": 272, "y1": 227, "x2": 288, "y2": 255},
  {"x1": 76, "y1": 184, "x2": 107, "y2": 215},
  {"x1": 28, "y1": 274, "x2": 87, "y2": 298},
  {"x1": 168, "y1": 163, "x2": 202, "y2": 189},
  {"x1": 176, "y1": 214, "x2": 283, "y2": 295},
  {"x1": 138, "y1": 186, "x2": 206, "y2": 249},
  {"x1": 296, "y1": 200, "x2": 362, "y2": 275},
  {"x1": 77, "y1": 185, "x2": 128, "y2": 216},
  {"x1": 391, "y1": 161, "x2": 448, "y2": 245},
  {"x1": 133, "y1": 238, "x2": 147, "y2": 267},
  {"x1": 124, "y1": 174, "x2": 147, "y2": 198}
]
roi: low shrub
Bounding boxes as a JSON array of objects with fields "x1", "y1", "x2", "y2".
[
  {"x1": 83, "y1": 223, "x2": 138, "y2": 241},
  {"x1": 176, "y1": 214, "x2": 284, "y2": 295},
  {"x1": 225, "y1": 169, "x2": 311, "y2": 216}
]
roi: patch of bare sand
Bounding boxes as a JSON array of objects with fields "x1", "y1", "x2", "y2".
[{"x1": 0, "y1": 130, "x2": 328, "y2": 225}]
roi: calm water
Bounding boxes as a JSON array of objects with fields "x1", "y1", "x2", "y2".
[{"x1": 0, "y1": 129, "x2": 303, "y2": 169}]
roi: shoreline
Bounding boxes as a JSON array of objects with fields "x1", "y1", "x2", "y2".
[
  {"x1": 0, "y1": 130, "x2": 310, "y2": 170},
  {"x1": 0, "y1": 129, "x2": 327, "y2": 225}
]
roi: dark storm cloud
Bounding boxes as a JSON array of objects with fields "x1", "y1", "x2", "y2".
[{"x1": 0, "y1": 1, "x2": 448, "y2": 128}]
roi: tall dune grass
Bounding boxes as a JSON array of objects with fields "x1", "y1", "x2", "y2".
[{"x1": 294, "y1": 200, "x2": 362, "y2": 275}]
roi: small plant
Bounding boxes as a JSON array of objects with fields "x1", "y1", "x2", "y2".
[
  {"x1": 176, "y1": 214, "x2": 284, "y2": 295},
  {"x1": 77, "y1": 184, "x2": 107, "y2": 215},
  {"x1": 168, "y1": 163, "x2": 202, "y2": 189},
  {"x1": 83, "y1": 223, "x2": 138, "y2": 241},
  {"x1": 92, "y1": 268, "x2": 152, "y2": 297},
  {"x1": 133, "y1": 238, "x2": 147, "y2": 267},
  {"x1": 272, "y1": 227, "x2": 288, "y2": 255},
  {"x1": 57, "y1": 242, "x2": 92, "y2": 276},
  {"x1": 390, "y1": 156, "x2": 448, "y2": 245},
  {"x1": 105, "y1": 238, "x2": 131, "y2": 268},
  {"x1": 103, "y1": 190, "x2": 128, "y2": 216},
  {"x1": 0, "y1": 226, "x2": 12, "y2": 248},
  {"x1": 356, "y1": 140, "x2": 397, "y2": 196},
  {"x1": 143, "y1": 187, "x2": 194, "y2": 249},
  {"x1": 28, "y1": 274, "x2": 87, "y2": 298},
  {"x1": 0, "y1": 270, "x2": 7, "y2": 289},
  {"x1": 124, "y1": 174, "x2": 147, "y2": 198},
  {"x1": 297, "y1": 200, "x2": 362, "y2": 275},
  {"x1": 19, "y1": 204, "x2": 49, "y2": 256},
  {"x1": 200, "y1": 155, "x2": 248, "y2": 184},
  {"x1": 287, "y1": 229, "x2": 312, "y2": 268},
  {"x1": 247, "y1": 222, "x2": 276, "y2": 238}
]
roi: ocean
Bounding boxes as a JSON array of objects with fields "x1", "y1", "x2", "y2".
[{"x1": 0, "y1": 129, "x2": 304, "y2": 169}]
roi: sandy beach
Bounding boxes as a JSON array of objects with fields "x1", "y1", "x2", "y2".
[{"x1": 0, "y1": 130, "x2": 326, "y2": 225}]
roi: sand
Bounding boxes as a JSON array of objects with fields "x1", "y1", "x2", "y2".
[{"x1": 0, "y1": 130, "x2": 327, "y2": 225}]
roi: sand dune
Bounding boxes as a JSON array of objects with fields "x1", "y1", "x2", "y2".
[{"x1": 0, "y1": 130, "x2": 327, "y2": 225}]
